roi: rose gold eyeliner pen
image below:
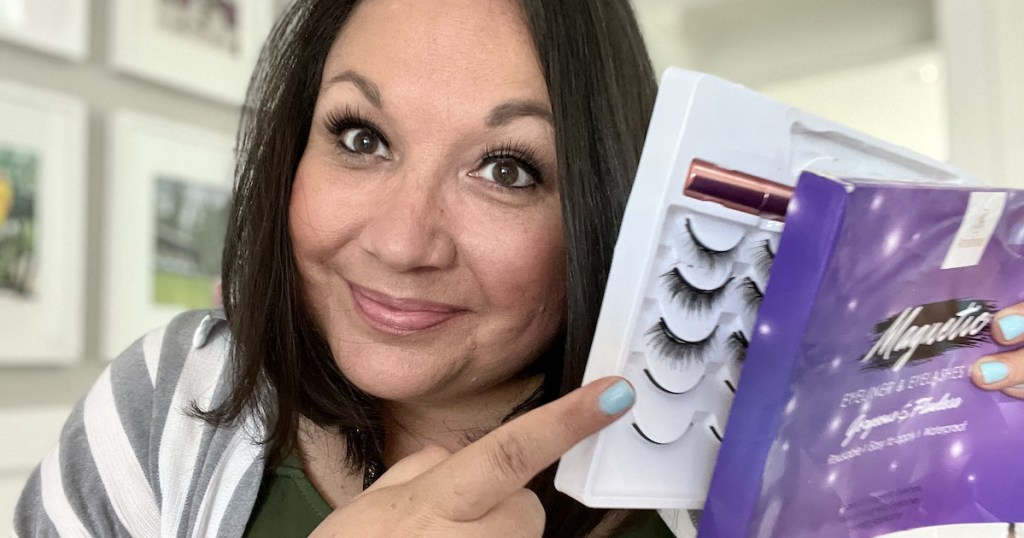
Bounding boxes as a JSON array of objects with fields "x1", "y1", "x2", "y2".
[{"x1": 684, "y1": 159, "x2": 794, "y2": 222}]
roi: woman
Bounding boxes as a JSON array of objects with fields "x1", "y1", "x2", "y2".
[{"x1": 16, "y1": 0, "x2": 668, "y2": 536}]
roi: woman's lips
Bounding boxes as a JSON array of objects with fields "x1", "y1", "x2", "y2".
[{"x1": 349, "y1": 283, "x2": 465, "y2": 335}]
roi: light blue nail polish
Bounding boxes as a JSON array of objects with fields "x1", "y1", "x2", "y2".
[
  {"x1": 998, "y1": 314, "x2": 1024, "y2": 341},
  {"x1": 981, "y1": 362, "x2": 1009, "y2": 384},
  {"x1": 598, "y1": 380, "x2": 635, "y2": 415}
]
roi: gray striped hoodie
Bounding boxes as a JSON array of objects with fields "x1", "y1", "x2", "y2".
[{"x1": 14, "y1": 310, "x2": 267, "y2": 537}]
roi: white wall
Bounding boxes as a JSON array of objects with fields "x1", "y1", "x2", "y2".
[
  {"x1": 936, "y1": 0, "x2": 1024, "y2": 187},
  {"x1": 758, "y1": 49, "x2": 949, "y2": 163},
  {"x1": 0, "y1": 0, "x2": 242, "y2": 525},
  {"x1": 632, "y1": 0, "x2": 1024, "y2": 188},
  {"x1": 0, "y1": 407, "x2": 70, "y2": 535}
]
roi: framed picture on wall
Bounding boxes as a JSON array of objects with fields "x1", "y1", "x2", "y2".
[
  {"x1": 108, "y1": 1, "x2": 275, "y2": 105},
  {"x1": 0, "y1": 80, "x2": 88, "y2": 364},
  {"x1": 103, "y1": 111, "x2": 234, "y2": 359},
  {"x1": 0, "y1": 0, "x2": 90, "y2": 61}
]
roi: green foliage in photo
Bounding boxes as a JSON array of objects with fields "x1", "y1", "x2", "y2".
[{"x1": 0, "y1": 146, "x2": 39, "y2": 296}]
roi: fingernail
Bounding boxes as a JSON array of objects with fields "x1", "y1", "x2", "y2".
[
  {"x1": 998, "y1": 314, "x2": 1024, "y2": 341},
  {"x1": 598, "y1": 380, "x2": 635, "y2": 415},
  {"x1": 980, "y1": 361, "x2": 1009, "y2": 384}
]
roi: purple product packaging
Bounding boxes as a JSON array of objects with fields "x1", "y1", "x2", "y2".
[{"x1": 700, "y1": 171, "x2": 1024, "y2": 537}]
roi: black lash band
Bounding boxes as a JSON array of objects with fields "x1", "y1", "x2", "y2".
[
  {"x1": 633, "y1": 422, "x2": 723, "y2": 444},
  {"x1": 684, "y1": 218, "x2": 738, "y2": 270},
  {"x1": 632, "y1": 423, "x2": 670, "y2": 445},
  {"x1": 643, "y1": 368, "x2": 686, "y2": 395},
  {"x1": 646, "y1": 318, "x2": 716, "y2": 365},
  {"x1": 661, "y1": 268, "x2": 733, "y2": 312}
]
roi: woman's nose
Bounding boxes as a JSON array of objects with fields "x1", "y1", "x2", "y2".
[{"x1": 359, "y1": 174, "x2": 457, "y2": 272}]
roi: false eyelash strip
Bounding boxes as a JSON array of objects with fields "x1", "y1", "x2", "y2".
[
  {"x1": 727, "y1": 330, "x2": 750, "y2": 363},
  {"x1": 752, "y1": 239, "x2": 776, "y2": 279},
  {"x1": 741, "y1": 277, "x2": 765, "y2": 313},
  {"x1": 683, "y1": 218, "x2": 739, "y2": 270},
  {"x1": 646, "y1": 318, "x2": 716, "y2": 365},
  {"x1": 662, "y1": 268, "x2": 733, "y2": 312},
  {"x1": 643, "y1": 368, "x2": 689, "y2": 395},
  {"x1": 632, "y1": 423, "x2": 670, "y2": 445}
]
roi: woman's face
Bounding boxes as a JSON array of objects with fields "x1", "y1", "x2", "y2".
[{"x1": 290, "y1": 0, "x2": 565, "y2": 404}]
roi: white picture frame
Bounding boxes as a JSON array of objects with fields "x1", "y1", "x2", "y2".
[
  {"x1": 0, "y1": 80, "x2": 87, "y2": 364},
  {"x1": 103, "y1": 111, "x2": 235, "y2": 359},
  {"x1": 108, "y1": 0, "x2": 275, "y2": 105},
  {"x1": 0, "y1": 0, "x2": 90, "y2": 61}
]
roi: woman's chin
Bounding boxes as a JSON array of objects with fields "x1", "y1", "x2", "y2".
[{"x1": 339, "y1": 362, "x2": 461, "y2": 403}]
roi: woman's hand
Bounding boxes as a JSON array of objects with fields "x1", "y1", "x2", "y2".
[
  {"x1": 310, "y1": 377, "x2": 635, "y2": 537},
  {"x1": 971, "y1": 302, "x2": 1024, "y2": 399}
]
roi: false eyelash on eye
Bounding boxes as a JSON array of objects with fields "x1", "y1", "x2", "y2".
[
  {"x1": 481, "y1": 141, "x2": 546, "y2": 184},
  {"x1": 727, "y1": 330, "x2": 749, "y2": 363},
  {"x1": 741, "y1": 277, "x2": 765, "y2": 312},
  {"x1": 752, "y1": 239, "x2": 776, "y2": 279},
  {"x1": 646, "y1": 318, "x2": 716, "y2": 364},
  {"x1": 661, "y1": 268, "x2": 733, "y2": 312},
  {"x1": 683, "y1": 219, "x2": 738, "y2": 270},
  {"x1": 324, "y1": 107, "x2": 390, "y2": 147}
]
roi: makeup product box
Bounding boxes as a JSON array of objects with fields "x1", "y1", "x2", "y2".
[
  {"x1": 701, "y1": 172, "x2": 1024, "y2": 538},
  {"x1": 554, "y1": 67, "x2": 976, "y2": 535}
]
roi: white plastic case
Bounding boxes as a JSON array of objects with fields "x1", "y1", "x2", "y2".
[{"x1": 554, "y1": 68, "x2": 974, "y2": 512}]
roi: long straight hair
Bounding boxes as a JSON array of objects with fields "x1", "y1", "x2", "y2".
[
  {"x1": 212, "y1": 1, "x2": 657, "y2": 535},
  {"x1": 519, "y1": 3, "x2": 657, "y2": 534}
]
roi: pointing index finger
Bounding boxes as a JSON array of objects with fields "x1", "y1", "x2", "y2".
[{"x1": 412, "y1": 377, "x2": 634, "y2": 521}]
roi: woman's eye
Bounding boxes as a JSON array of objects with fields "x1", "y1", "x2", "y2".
[
  {"x1": 474, "y1": 157, "x2": 537, "y2": 188},
  {"x1": 339, "y1": 127, "x2": 390, "y2": 158}
]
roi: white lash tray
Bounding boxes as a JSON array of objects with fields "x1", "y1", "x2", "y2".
[{"x1": 553, "y1": 68, "x2": 975, "y2": 512}]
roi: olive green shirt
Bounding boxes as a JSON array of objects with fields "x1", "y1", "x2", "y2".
[{"x1": 243, "y1": 455, "x2": 675, "y2": 537}]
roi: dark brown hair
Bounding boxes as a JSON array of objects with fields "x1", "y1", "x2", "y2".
[{"x1": 214, "y1": 1, "x2": 656, "y2": 535}]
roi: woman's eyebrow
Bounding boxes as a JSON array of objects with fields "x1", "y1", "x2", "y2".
[
  {"x1": 487, "y1": 100, "x2": 553, "y2": 127},
  {"x1": 323, "y1": 69, "x2": 383, "y2": 108},
  {"x1": 320, "y1": 73, "x2": 548, "y2": 127}
]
